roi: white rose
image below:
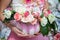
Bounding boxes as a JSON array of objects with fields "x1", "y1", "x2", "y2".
[
  {"x1": 48, "y1": 14, "x2": 56, "y2": 24},
  {"x1": 4, "y1": 9, "x2": 12, "y2": 19},
  {"x1": 41, "y1": 17, "x2": 48, "y2": 26},
  {"x1": 48, "y1": 0, "x2": 58, "y2": 8},
  {"x1": 13, "y1": 6, "x2": 26, "y2": 14},
  {"x1": 33, "y1": 7, "x2": 42, "y2": 16},
  {"x1": 21, "y1": 14, "x2": 35, "y2": 23}
]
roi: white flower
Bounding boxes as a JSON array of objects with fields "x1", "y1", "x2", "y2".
[
  {"x1": 4, "y1": 9, "x2": 12, "y2": 19},
  {"x1": 33, "y1": 7, "x2": 42, "y2": 16},
  {"x1": 41, "y1": 17, "x2": 48, "y2": 26},
  {"x1": 21, "y1": 14, "x2": 35, "y2": 23},
  {"x1": 48, "y1": 0, "x2": 58, "y2": 8},
  {"x1": 48, "y1": 14, "x2": 56, "y2": 24},
  {"x1": 13, "y1": 6, "x2": 26, "y2": 14}
]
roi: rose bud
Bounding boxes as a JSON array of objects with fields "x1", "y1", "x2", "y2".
[{"x1": 24, "y1": 11, "x2": 29, "y2": 17}]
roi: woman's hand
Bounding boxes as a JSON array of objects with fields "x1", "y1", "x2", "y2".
[
  {"x1": 12, "y1": 27, "x2": 40, "y2": 38},
  {"x1": 12, "y1": 27, "x2": 29, "y2": 37},
  {"x1": 11, "y1": 26, "x2": 40, "y2": 38},
  {"x1": 4, "y1": 22, "x2": 29, "y2": 37}
]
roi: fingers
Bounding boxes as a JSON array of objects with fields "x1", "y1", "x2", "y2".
[
  {"x1": 35, "y1": 33, "x2": 40, "y2": 35},
  {"x1": 16, "y1": 32, "x2": 28, "y2": 37},
  {"x1": 13, "y1": 27, "x2": 24, "y2": 34},
  {"x1": 13, "y1": 27, "x2": 40, "y2": 38},
  {"x1": 12, "y1": 27, "x2": 29, "y2": 37},
  {"x1": 28, "y1": 35, "x2": 36, "y2": 38}
]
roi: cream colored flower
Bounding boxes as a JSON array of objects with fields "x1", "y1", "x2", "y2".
[
  {"x1": 21, "y1": 14, "x2": 35, "y2": 23},
  {"x1": 41, "y1": 17, "x2": 48, "y2": 26},
  {"x1": 4, "y1": 9, "x2": 12, "y2": 19},
  {"x1": 48, "y1": 14, "x2": 56, "y2": 24},
  {"x1": 33, "y1": 7, "x2": 42, "y2": 16},
  {"x1": 13, "y1": 6, "x2": 26, "y2": 14}
]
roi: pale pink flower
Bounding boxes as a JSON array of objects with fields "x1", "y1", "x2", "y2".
[
  {"x1": 21, "y1": 14, "x2": 35, "y2": 23},
  {"x1": 54, "y1": 33, "x2": 60, "y2": 40},
  {"x1": 44, "y1": 10, "x2": 51, "y2": 17},
  {"x1": 25, "y1": 0, "x2": 32, "y2": 4},
  {"x1": 37, "y1": 0, "x2": 45, "y2": 5},
  {"x1": 24, "y1": 11, "x2": 29, "y2": 17},
  {"x1": 32, "y1": 12, "x2": 40, "y2": 18},
  {"x1": 14, "y1": 12, "x2": 22, "y2": 21},
  {"x1": 31, "y1": 18, "x2": 37, "y2": 25}
]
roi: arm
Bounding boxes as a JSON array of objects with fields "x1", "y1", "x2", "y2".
[
  {"x1": 0, "y1": 0, "x2": 11, "y2": 21},
  {"x1": 0, "y1": 0, "x2": 11, "y2": 12},
  {"x1": 0, "y1": 0, "x2": 26, "y2": 37},
  {"x1": 0, "y1": 0, "x2": 13, "y2": 29}
]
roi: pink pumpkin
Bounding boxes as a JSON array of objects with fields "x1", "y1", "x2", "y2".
[{"x1": 10, "y1": 20, "x2": 40, "y2": 35}]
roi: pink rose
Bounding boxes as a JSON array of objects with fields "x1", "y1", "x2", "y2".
[
  {"x1": 40, "y1": 0, "x2": 45, "y2": 3},
  {"x1": 32, "y1": 12, "x2": 40, "y2": 18},
  {"x1": 54, "y1": 33, "x2": 60, "y2": 40},
  {"x1": 24, "y1": 11, "x2": 29, "y2": 17},
  {"x1": 25, "y1": 0, "x2": 32, "y2": 4},
  {"x1": 31, "y1": 18, "x2": 37, "y2": 25},
  {"x1": 14, "y1": 12, "x2": 22, "y2": 21},
  {"x1": 37, "y1": 0, "x2": 45, "y2": 5},
  {"x1": 44, "y1": 10, "x2": 51, "y2": 17}
]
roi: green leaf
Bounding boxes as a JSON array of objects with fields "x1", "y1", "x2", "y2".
[
  {"x1": 1, "y1": 37, "x2": 6, "y2": 40},
  {"x1": 58, "y1": 0, "x2": 60, "y2": 3},
  {"x1": 40, "y1": 12, "x2": 44, "y2": 18},
  {"x1": 40, "y1": 23, "x2": 49, "y2": 36},
  {"x1": 3, "y1": 10, "x2": 16, "y2": 23},
  {"x1": 50, "y1": 21, "x2": 58, "y2": 35}
]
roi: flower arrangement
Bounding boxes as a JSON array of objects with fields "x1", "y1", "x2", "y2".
[{"x1": 3, "y1": 0, "x2": 58, "y2": 36}]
